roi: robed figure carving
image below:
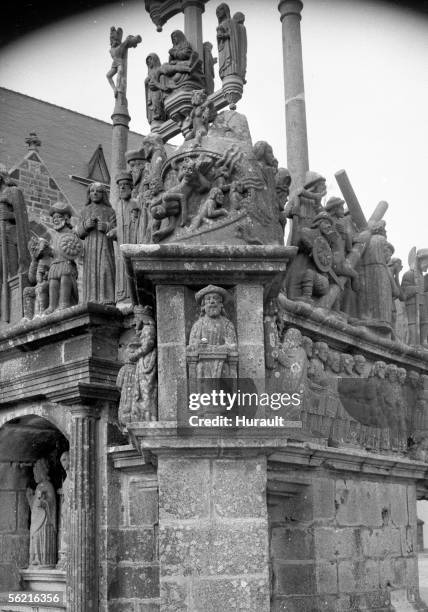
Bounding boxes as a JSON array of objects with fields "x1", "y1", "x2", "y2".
[
  {"x1": 145, "y1": 53, "x2": 166, "y2": 128},
  {"x1": 216, "y1": 4, "x2": 246, "y2": 80},
  {"x1": 159, "y1": 30, "x2": 205, "y2": 93},
  {"x1": 187, "y1": 285, "x2": 238, "y2": 380},
  {"x1": 26, "y1": 458, "x2": 57, "y2": 567},
  {"x1": 76, "y1": 182, "x2": 116, "y2": 305}
]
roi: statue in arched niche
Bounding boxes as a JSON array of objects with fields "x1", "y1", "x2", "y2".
[
  {"x1": 26, "y1": 457, "x2": 57, "y2": 567},
  {"x1": 57, "y1": 451, "x2": 70, "y2": 569}
]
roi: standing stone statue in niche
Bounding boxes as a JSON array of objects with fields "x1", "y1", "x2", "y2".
[
  {"x1": 107, "y1": 26, "x2": 142, "y2": 100},
  {"x1": 188, "y1": 285, "x2": 238, "y2": 379},
  {"x1": 57, "y1": 451, "x2": 70, "y2": 569},
  {"x1": 26, "y1": 457, "x2": 57, "y2": 567},
  {"x1": 284, "y1": 171, "x2": 326, "y2": 245},
  {"x1": 44, "y1": 202, "x2": 81, "y2": 314},
  {"x1": 76, "y1": 183, "x2": 116, "y2": 305},
  {"x1": 401, "y1": 248, "x2": 428, "y2": 345},
  {"x1": 113, "y1": 172, "x2": 139, "y2": 302},
  {"x1": 117, "y1": 305, "x2": 158, "y2": 425},
  {"x1": 0, "y1": 165, "x2": 31, "y2": 322},
  {"x1": 145, "y1": 53, "x2": 166, "y2": 128}
]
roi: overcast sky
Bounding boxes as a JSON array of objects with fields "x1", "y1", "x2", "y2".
[{"x1": 0, "y1": 0, "x2": 427, "y2": 266}]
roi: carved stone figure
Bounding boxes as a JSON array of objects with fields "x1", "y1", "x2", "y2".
[
  {"x1": 232, "y1": 11, "x2": 247, "y2": 82},
  {"x1": 145, "y1": 53, "x2": 166, "y2": 128},
  {"x1": 112, "y1": 172, "x2": 139, "y2": 301},
  {"x1": 356, "y1": 221, "x2": 395, "y2": 335},
  {"x1": 190, "y1": 187, "x2": 228, "y2": 230},
  {"x1": 26, "y1": 457, "x2": 57, "y2": 567},
  {"x1": 341, "y1": 354, "x2": 354, "y2": 376},
  {"x1": 401, "y1": 248, "x2": 428, "y2": 345},
  {"x1": 275, "y1": 327, "x2": 308, "y2": 395},
  {"x1": 107, "y1": 26, "x2": 142, "y2": 100},
  {"x1": 0, "y1": 166, "x2": 31, "y2": 322},
  {"x1": 158, "y1": 30, "x2": 205, "y2": 93},
  {"x1": 203, "y1": 41, "x2": 217, "y2": 95},
  {"x1": 388, "y1": 256, "x2": 404, "y2": 338},
  {"x1": 182, "y1": 90, "x2": 216, "y2": 145},
  {"x1": 276, "y1": 168, "x2": 291, "y2": 230},
  {"x1": 57, "y1": 451, "x2": 70, "y2": 569},
  {"x1": 117, "y1": 305, "x2": 158, "y2": 424},
  {"x1": 43, "y1": 202, "x2": 81, "y2": 314},
  {"x1": 302, "y1": 335, "x2": 313, "y2": 360},
  {"x1": 325, "y1": 196, "x2": 359, "y2": 291},
  {"x1": 308, "y1": 341, "x2": 329, "y2": 387},
  {"x1": 353, "y1": 354, "x2": 366, "y2": 377},
  {"x1": 150, "y1": 157, "x2": 212, "y2": 242},
  {"x1": 188, "y1": 285, "x2": 238, "y2": 379},
  {"x1": 284, "y1": 171, "x2": 326, "y2": 245},
  {"x1": 27, "y1": 236, "x2": 52, "y2": 317},
  {"x1": 216, "y1": 4, "x2": 247, "y2": 108},
  {"x1": 76, "y1": 183, "x2": 116, "y2": 305},
  {"x1": 284, "y1": 212, "x2": 335, "y2": 303}
]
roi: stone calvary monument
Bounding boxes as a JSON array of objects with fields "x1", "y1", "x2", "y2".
[{"x1": 1, "y1": 1, "x2": 428, "y2": 611}]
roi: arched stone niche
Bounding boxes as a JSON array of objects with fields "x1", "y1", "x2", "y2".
[{"x1": 0, "y1": 411, "x2": 69, "y2": 593}]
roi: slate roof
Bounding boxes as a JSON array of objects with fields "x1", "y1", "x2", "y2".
[{"x1": 0, "y1": 87, "x2": 145, "y2": 208}]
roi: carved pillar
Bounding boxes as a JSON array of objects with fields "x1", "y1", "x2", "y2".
[
  {"x1": 67, "y1": 406, "x2": 99, "y2": 612},
  {"x1": 183, "y1": 1, "x2": 205, "y2": 59},
  {"x1": 110, "y1": 101, "x2": 131, "y2": 213},
  {"x1": 278, "y1": 0, "x2": 309, "y2": 191}
]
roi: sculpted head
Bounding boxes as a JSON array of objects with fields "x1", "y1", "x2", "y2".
[
  {"x1": 302, "y1": 336, "x2": 313, "y2": 359},
  {"x1": 191, "y1": 89, "x2": 207, "y2": 106},
  {"x1": 372, "y1": 360, "x2": 386, "y2": 379},
  {"x1": 397, "y1": 367, "x2": 407, "y2": 384},
  {"x1": 233, "y1": 11, "x2": 245, "y2": 24},
  {"x1": 314, "y1": 341, "x2": 329, "y2": 363},
  {"x1": 195, "y1": 285, "x2": 229, "y2": 319},
  {"x1": 110, "y1": 26, "x2": 123, "y2": 48},
  {"x1": 327, "y1": 350, "x2": 341, "y2": 374},
  {"x1": 171, "y1": 30, "x2": 187, "y2": 47},
  {"x1": 216, "y1": 3, "x2": 231, "y2": 21},
  {"x1": 87, "y1": 182, "x2": 110, "y2": 206},
  {"x1": 253, "y1": 141, "x2": 278, "y2": 169},
  {"x1": 209, "y1": 187, "x2": 224, "y2": 204},
  {"x1": 146, "y1": 53, "x2": 161, "y2": 70},
  {"x1": 384, "y1": 242, "x2": 395, "y2": 264},
  {"x1": 408, "y1": 370, "x2": 420, "y2": 388},
  {"x1": 341, "y1": 353, "x2": 354, "y2": 376},
  {"x1": 353, "y1": 354, "x2": 366, "y2": 376},
  {"x1": 386, "y1": 363, "x2": 397, "y2": 382},
  {"x1": 33, "y1": 457, "x2": 50, "y2": 484},
  {"x1": 282, "y1": 327, "x2": 303, "y2": 350}
]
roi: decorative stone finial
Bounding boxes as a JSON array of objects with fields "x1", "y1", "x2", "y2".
[{"x1": 25, "y1": 132, "x2": 42, "y2": 151}]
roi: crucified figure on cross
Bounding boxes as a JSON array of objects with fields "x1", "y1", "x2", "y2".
[{"x1": 106, "y1": 26, "x2": 142, "y2": 100}]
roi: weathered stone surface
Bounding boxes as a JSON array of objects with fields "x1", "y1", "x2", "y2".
[
  {"x1": 160, "y1": 579, "x2": 188, "y2": 612},
  {"x1": 361, "y1": 527, "x2": 402, "y2": 558},
  {"x1": 338, "y1": 559, "x2": 380, "y2": 592},
  {"x1": 158, "y1": 458, "x2": 210, "y2": 520},
  {"x1": 191, "y1": 577, "x2": 269, "y2": 612},
  {"x1": 159, "y1": 521, "x2": 267, "y2": 576},
  {"x1": 1, "y1": 534, "x2": 30, "y2": 566},
  {"x1": 0, "y1": 491, "x2": 17, "y2": 531},
  {"x1": 129, "y1": 483, "x2": 158, "y2": 526},
  {"x1": 314, "y1": 527, "x2": 358, "y2": 560},
  {"x1": 271, "y1": 527, "x2": 314, "y2": 560},
  {"x1": 117, "y1": 528, "x2": 155, "y2": 562},
  {"x1": 108, "y1": 566, "x2": 160, "y2": 600},
  {"x1": 212, "y1": 458, "x2": 266, "y2": 518},
  {"x1": 274, "y1": 563, "x2": 315, "y2": 595}
]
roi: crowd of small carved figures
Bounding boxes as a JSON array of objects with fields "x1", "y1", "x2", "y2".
[{"x1": 1, "y1": 2, "x2": 428, "y2": 461}]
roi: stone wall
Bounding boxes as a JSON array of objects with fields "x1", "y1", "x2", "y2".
[
  {"x1": 269, "y1": 467, "x2": 422, "y2": 611},
  {"x1": 0, "y1": 462, "x2": 31, "y2": 591},
  {"x1": 107, "y1": 467, "x2": 160, "y2": 611},
  {"x1": 157, "y1": 454, "x2": 270, "y2": 611}
]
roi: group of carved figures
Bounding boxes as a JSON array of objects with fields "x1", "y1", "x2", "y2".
[
  {"x1": 117, "y1": 283, "x2": 237, "y2": 427},
  {"x1": 25, "y1": 452, "x2": 69, "y2": 569},
  {"x1": 266, "y1": 320, "x2": 428, "y2": 456},
  {"x1": 282, "y1": 169, "x2": 424, "y2": 341},
  {"x1": 135, "y1": 3, "x2": 247, "y2": 129}
]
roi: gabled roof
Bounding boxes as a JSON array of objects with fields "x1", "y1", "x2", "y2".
[{"x1": 0, "y1": 87, "x2": 144, "y2": 208}]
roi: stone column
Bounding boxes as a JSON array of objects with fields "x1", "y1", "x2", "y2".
[
  {"x1": 110, "y1": 100, "x2": 130, "y2": 212},
  {"x1": 183, "y1": 0, "x2": 205, "y2": 59},
  {"x1": 234, "y1": 283, "x2": 265, "y2": 380},
  {"x1": 278, "y1": 0, "x2": 309, "y2": 191},
  {"x1": 67, "y1": 406, "x2": 99, "y2": 612}
]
